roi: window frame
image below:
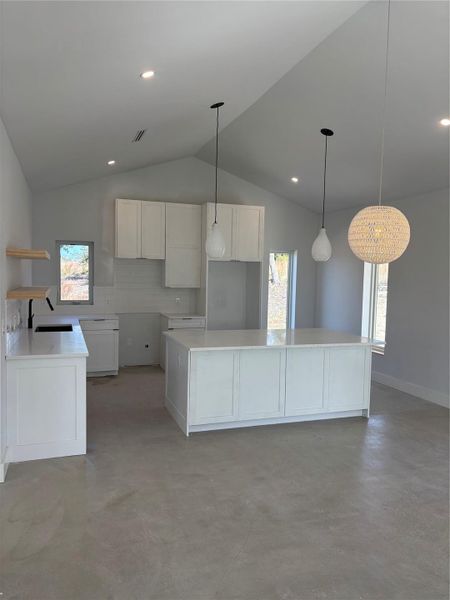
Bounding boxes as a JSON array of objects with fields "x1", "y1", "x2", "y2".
[
  {"x1": 56, "y1": 241, "x2": 94, "y2": 305},
  {"x1": 267, "y1": 250, "x2": 297, "y2": 330},
  {"x1": 361, "y1": 261, "x2": 388, "y2": 354}
]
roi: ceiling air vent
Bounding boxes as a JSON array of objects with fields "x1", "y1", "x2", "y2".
[{"x1": 132, "y1": 129, "x2": 146, "y2": 142}]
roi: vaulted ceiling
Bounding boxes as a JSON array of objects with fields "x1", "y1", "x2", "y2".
[
  {"x1": 1, "y1": 1, "x2": 448, "y2": 212},
  {"x1": 198, "y1": 0, "x2": 450, "y2": 211}
]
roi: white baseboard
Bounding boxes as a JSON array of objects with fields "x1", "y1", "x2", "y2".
[
  {"x1": 0, "y1": 450, "x2": 9, "y2": 482},
  {"x1": 372, "y1": 371, "x2": 449, "y2": 408}
]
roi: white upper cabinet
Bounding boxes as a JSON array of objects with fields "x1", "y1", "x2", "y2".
[
  {"x1": 115, "y1": 199, "x2": 165, "y2": 259},
  {"x1": 141, "y1": 201, "x2": 166, "y2": 259},
  {"x1": 115, "y1": 199, "x2": 142, "y2": 258},
  {"x1": 165, "y1": 203, "x2": 202, "y2": 288},
  {"x1": 203, "y1": 203, "x2": 264, "y2": 262},
  {"x1": 233, "y1": 205, "x2": 264, "y2": 262},
  {"x1": 205, "y1": 203, "x2": 234, "y2": 261}
]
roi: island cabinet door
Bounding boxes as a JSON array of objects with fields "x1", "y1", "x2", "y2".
[
  {"x1": 237, "y1": 349, "x2": 285, "y2": 420},
  {"x1": 189, "y1": 351, "x2": 238, "y2": 424},
  {"x1": 285, "y1": 348, "x2": 325, "y2": 415},
  {"x1": 325, "y1": 347, "x2": 370, "y2": 411}
]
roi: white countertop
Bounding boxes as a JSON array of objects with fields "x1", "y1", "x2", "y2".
[
  {"x1": 164, "y1": 328, "x2": 371, "y2": 351},
  {"x1": 5, "y1": 315, "x2": 94, "y2": 360}
]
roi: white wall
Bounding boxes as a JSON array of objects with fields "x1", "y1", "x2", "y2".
[
  {"x1": 32, "y1": 156, "x2": 319, "y2": 362},
  {"x1": 315, "y1": 188, "x2": 450, "y2": 406},
  {"x1": 0, "y1": 116, "x2": 32, "y2": 478}
]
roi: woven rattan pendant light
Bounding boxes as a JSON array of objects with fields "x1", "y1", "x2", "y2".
[{"x1": 348, "y1": 0, "x2": 410, "y2": 264}]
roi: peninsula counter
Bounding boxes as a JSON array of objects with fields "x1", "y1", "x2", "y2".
[{"x1": 164, "y1": 328, "x2": 372, "y2": 436}]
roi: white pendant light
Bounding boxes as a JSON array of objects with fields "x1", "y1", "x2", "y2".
[
  {"x1": 312, "y1": 128, "x2": 334, "y2": 262},
  {"x1": 348, "y1": 0, "x2": 410, "y2": 264},
  {"x1": 205, "y1": 101, "x2": 226, "y2": 259}
]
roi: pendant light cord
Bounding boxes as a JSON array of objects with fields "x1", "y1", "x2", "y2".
[
  {"x1": 214, "y1": 105, "x2": 220, "y2": 224},
  {"x1": 378, "y1": 0, "x2": 391, "y2": 206},
  {"x1": 322, "y1": 135, "x2": 328, "y2": 228}
]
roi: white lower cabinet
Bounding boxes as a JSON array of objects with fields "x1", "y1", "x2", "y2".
[
  {"x1": 190, "y1": 350, "x2": 237, "y2": 424},
  {"x1": 285, "y1": 347, "x2": 325, "y2": 415},
  {"x1": 170, "y1": 342, "x2": 371, "y2": 436},
  {"x1": 238, "y1": 349, "x2": 285, "y2": 419},
  {"x1": 83, "y1": 330, "x2": 119, "y2": 374},
  {"x1": 326, "y1": 347, "x2": 368, "y2": 410},
  {"x1": 7, "y1": 357, "x2": 86, "y2": 462}
]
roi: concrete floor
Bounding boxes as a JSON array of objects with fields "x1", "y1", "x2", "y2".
[{"x1": 0, "y1": 366, "x2": 448, "y2": 600}]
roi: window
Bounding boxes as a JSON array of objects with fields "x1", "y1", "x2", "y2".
[
  {"x1": 361, "y1": 262, "x2": 389, "y2": 353},
  {"x1": 267, "y1": 251, "x2": 297, "y2": 329},
  {"x1": 57, "y1": 242, "x2": 94, "y2": 304}
]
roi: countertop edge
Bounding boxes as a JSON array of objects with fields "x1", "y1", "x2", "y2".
[{"x1": 186, "y1": 342, "x2": 372, "y2": 351}]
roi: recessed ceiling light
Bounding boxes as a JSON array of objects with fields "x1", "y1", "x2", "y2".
[
  {"x1": 439, "y1": 118, "x2": 450, "y2": 126},
  {"x1": 140, "y1": 70, "x2": 155, "y2": 79},
  {"x1": 291, "y1": 177, "x2": 299, "y2": 183},
  {"x1": 107, "y1": 160, "x2": 116, "y2": 166}
]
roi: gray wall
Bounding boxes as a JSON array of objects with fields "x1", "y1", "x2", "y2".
[
  {"x1": 0, "y1": 116, "x2": 32, "y2": 472},
  {"x1": 32, "y1": 156, "x2": 319, "y2": 363},
  {"x1": 207, "y1": 262, "x2": 261, "y2": 330},
  {"x1": 315, "y1": 188, "x2": 449, "y2": 403}
]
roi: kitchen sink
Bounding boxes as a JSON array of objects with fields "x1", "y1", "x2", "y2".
[{"x1": 35, "y1": 324, "x2": 73, "y2": 332}]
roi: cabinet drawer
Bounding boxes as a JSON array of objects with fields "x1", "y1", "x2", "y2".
[
  {"x1": 168, "y1": 317, "x2": 206, "y2": 329},
  {"x1": 80, "y1": 319, "x2": 119, "y2": 331}
]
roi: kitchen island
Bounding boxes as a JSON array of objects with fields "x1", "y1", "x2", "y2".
[{"x1": 164, "y1": 328, "x2": 372, "y2": 436}]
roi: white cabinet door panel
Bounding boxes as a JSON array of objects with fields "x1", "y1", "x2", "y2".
[
  {"x1": 190, "y1": 351, "x2": 237, "y2": 424},
  {"x1": 326, "y1": 347, "x2": 367, "y2": 410},
  {"x1": 165, "y1": 248, "x2": 201, "y2": 288},
  {"x1": 233, "y1": 206, "x2": 264, "y2": 262},
  {"x1": 83, "y1": 330, "x2": 118, "y2": 373},
  {"x1": 142, "y1": 201, "x2": 165, "y2": 259},
  {"x1": 165, "y1": 203, "x2": 201, "y2": 287},
  {"x1": 206, "y1": 203, "x2": 234, "y2": 261},
  {"x1": 115, "y1": 199, "x2": 141, "y2": 258},
  {"x1": 285, "y1": 348, "x2": 325, "y2": 415},
  {"x1": 238, "y1": 349, "x2": 285, "y2": 419},
  {"x1": 166, "y1": 203, "x2": 201, "y2": 248}
]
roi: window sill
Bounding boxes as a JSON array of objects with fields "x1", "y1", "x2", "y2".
[{"x1": 372, "y1": 345, "x2": 385, "y2": 356}]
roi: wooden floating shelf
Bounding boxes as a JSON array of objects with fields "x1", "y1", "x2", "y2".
[
  {"x1": 6, "y1": 248, "x2": 50, "y2": 260},
  {"x1": 7, "y1": 287, "x2": 50, "y2": 300}
]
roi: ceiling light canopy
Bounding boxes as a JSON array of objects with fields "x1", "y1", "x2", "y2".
[
  {"x1": 140, "y1": 70, "x2": 155, "y2": 79},
  {"x1": 439, "y1": 118, "x2": 450, "y2": 126}
]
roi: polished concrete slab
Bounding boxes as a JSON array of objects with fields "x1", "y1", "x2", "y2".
[{"x1": 1, "y1": 367, "x2": 448, "y2": 600}]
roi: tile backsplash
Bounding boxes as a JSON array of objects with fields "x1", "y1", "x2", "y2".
[
  {"x1": 33, "y1": 259, "x2": 198, "y2": 316},
  {"x1": 5, "y1": 299, "x2": 23, "y2": 332}
]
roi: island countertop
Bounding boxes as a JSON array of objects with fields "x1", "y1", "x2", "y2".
[{"x1": 164, "y1": 327, "x2": 370, "y2": 351}]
